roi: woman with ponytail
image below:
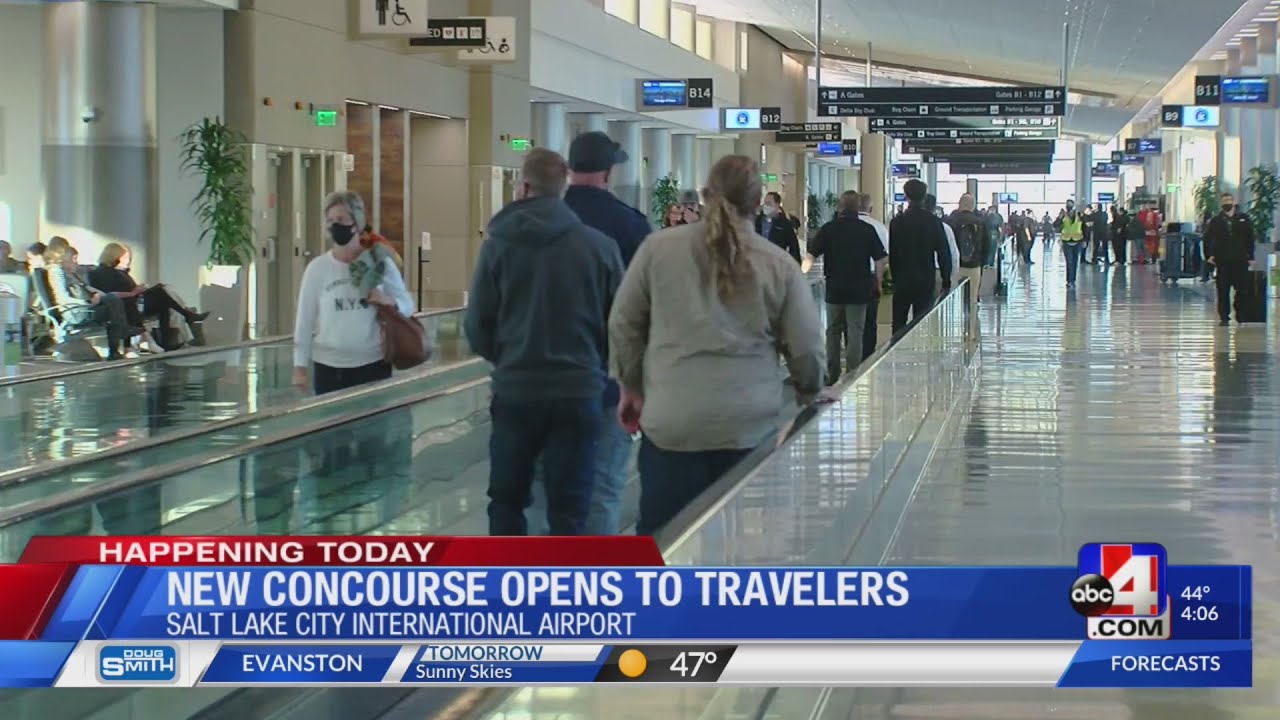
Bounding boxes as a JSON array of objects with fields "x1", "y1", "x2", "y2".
[{"x1": 609, "y1": 155, "x2": 825, "y2": 535}]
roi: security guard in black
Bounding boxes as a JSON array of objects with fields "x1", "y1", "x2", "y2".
[{"x1": 1204, "y1": 194, "x2": 1255, "y2": 325}]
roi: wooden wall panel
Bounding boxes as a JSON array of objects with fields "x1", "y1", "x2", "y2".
[
  {"x1": 345, "y1": 102, "x2": 375, "y2": 220},
  {"x1": 379, "y1": 109, "x2": 406, "y2": 258}
]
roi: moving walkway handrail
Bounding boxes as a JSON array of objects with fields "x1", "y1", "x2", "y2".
[
  {"x1": 0, "y1": 355, "x2": 488, "y2": 491},
  {"x1": 415, "y1": 278, "x2": 972, "y2": 720},
  {"x1": 0, "y1": 305, "x2": 466, "y2": 388},
  {"x1": 0, "y1": 375, "x2": 492, "y2": 529}
]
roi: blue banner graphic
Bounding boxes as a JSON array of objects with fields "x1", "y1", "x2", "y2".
[{"x1": 43, "y1": 566, "x2": 1249, "y2": 642}]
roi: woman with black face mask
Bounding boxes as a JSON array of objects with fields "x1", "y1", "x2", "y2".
[{"x1": 292, "y1": 191, "x2": 415, "y2": 395}]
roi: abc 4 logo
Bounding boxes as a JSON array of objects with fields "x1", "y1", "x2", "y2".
[{"x1": 1070, "y1": 574, "x2": 1170, "y2": 641}]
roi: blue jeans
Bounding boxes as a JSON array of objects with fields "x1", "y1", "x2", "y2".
[
  {"x1": 1063, "y1": 242, "x2": 1083, "y2": 284},
  {"x1": 488, "y1": 396, "x2": 602, "y2": 535},
  {"x1": 526, "y1": 405, "x2": 634, "y2": 535},
  {"x1": 636, "y1": 437, "x2": 754, "y2": 536}
]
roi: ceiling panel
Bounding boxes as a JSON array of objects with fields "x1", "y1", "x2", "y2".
[{"x1": 690, "y1": 0, "x2": 1252, "y2": 137}]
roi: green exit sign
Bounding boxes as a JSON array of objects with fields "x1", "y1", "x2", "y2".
[
  {"x1": 511, "y1": 138, "x2": 532, "y2": 151},
  {"x1": 762, "y1": 173, "x2": 778, "y2": 182},
  {"x1": 315, "y1": 110, "x2": 338, "y2": 127},
  {"x1": 1166, "y1": 183, "x2": 1180, "y2": 193}
]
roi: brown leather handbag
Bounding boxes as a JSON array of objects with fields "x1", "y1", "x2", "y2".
[{"x1": 377, "y1": 305, "x2": 431, "y2": 370}]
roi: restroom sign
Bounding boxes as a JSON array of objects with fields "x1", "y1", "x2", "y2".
[
  {"x1": 458, "y1": 17, "x2": 517, "y2": 63},
  {"x1": 353, "y1": 0, "x2": 429, "y2": 37}
]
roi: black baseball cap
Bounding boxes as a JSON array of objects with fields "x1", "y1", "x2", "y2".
[{"x1": 568, "y1": 131, "x2": 629, "y2": 173}]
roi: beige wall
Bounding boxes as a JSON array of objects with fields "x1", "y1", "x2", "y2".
[
  {"x1": 410, "y1": 118, "x2": 472, "y2": 300},
  {"x1": 228, "y1": 0, "x2": 471, "y2": 150},
  {"x1": 735, "y1": 26, "x2": 809, "y2": 212}
]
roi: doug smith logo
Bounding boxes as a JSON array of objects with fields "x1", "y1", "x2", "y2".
[
  {"x1": 1070, "y1": 543, "x2": 1171, "y2": 640},
  {"x1": 98, "y1": 645, "x2": 179, "y2": 682}
]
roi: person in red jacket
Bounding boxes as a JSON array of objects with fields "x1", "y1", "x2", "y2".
[{"x1": 1138, "y1": 203, "x2": 1162, "y2": 264}]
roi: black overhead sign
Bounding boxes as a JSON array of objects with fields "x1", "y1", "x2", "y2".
[
  {"x1": 870, "y1": 117, "x2": 1060, "y2": 131},
  {"x1": 408, "y1": 18, "x2": 488, "y2": 48},
  {"x1": 1194, "y1": 75, "x2": 1222, "y2": 105},
  {"x1": 952, "y1": 161, "x2": 1052, "y2": 175},
  {"x1": 906, "y1": 140, "x2": 1055, "y2": 156},
  {"x1": 1111, "y1": 151, "x2": 1144, "y2": 165},
  {"x1": 774, "y1": 122, "x2": 841, "y2": 143},
  {"x1": 882, "y1": 127, "x2": 1059, "y2": 140},
  {"x1": 819, "y1": 86, "x2": 1066, "y2": 118}
]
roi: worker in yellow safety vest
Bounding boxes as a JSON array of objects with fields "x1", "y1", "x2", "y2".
[{"x1": 1057, "y1": 201, "x2": 1085, "y2": 287}]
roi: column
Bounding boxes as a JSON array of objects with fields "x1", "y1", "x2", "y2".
[
  {"x1": 924, "y1": 162, "x2": 939, "y2": 193},
  {"x1": 642, "y1": 127, "x2": 672, "y2": 218},
  {"x1": 1238, "y1": 38, "x2": 1261, "y2": 176},
  {"x1": 1259, "y1": 30, "x2": 1278, "y2": 171},
  {"x1": 1074, "y1": 142, "x2": 1093, "y2": 205},
  {"x1": 567, "y1": 111, "x2": 608, "y2": 141},
  {"x1": 672, "y1": 134, "x2": 696, "y2": 191},
  {"x1": 694, "y1": 138, "x2": 713, "y2": 190},
  {"x1": 42, "y1": 1, "x2": 157, "y2": 276},
  {"x1": 531, "y1": 102, "x2": 567, "y2": 155},
  {"x1": 609, "y1": 120, "x2": 643, "y2": 208},
  {"x1": 859, "y1": 133, "x2": 888, "y2": 220},
  {"x1": 1220, "y1": 49, "x2": 1244, "y2": 195}
]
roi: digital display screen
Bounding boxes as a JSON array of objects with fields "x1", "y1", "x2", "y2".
[
  {"x1": 998, "y1": 192, "x2": 1019, "y2": 203},
  {"x1": 723, "y1": 108, "x2": 762, "y2": 130},
  {"x1": 816, "y1": 142, "x2": 843, "y2": 156},
  {"x1": 1092, "y1": 163, "x2": 1120, "y2": 178},
  {"x1": 1137, "y1": 139, "x2": 1161, "y2": 154},
  {"x1": 891, "y1": 163, "x2": 919, "y2": 178},
  {"x1": 1097, "y1": 192, "x2": 1116, "y2": 203},
  {"x1": 1222, "y1": 76, "x2": 1270, "y2": 105},
  {"x1": 894, "y1": 192, "x2": 907, "y2": 202},
  {"x1": 640, "y1": 80, "x2": 688, "y2": 108},
  {"x1": 1183, "y1": 106, "x2": 1221, "y2": 128}
]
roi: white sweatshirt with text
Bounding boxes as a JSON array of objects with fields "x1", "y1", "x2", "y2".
[{"x1": 293, "y1": 251, "x2": 415, "y2": 369}]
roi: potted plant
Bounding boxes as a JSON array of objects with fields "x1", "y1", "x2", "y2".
[
  {"x1": 1246, "y1": 165, "x2": 1279, "y2": 247},
  {"x1": 806, "y1": 191, "x2": 822, "y2": 230},
  {"x1": 823, "y1": 191, "x2": 840, "y2": 222},
  {"x1": 649, "y1": 173, "x2": 680, "y2": 227},
  {"x1": 1193, "y1": 175, "x2": 1220, "y2": 225},
  {"x1": 180, "y1": 117, "x2": 254, "y2": 346}
]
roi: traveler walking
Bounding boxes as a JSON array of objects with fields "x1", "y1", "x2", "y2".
[
  {"x1": 1204, "y1": 193, "x2": 1256, "y2": 326},
  {"x1": 756, "y1": 191, "x2": 803, "y2": 263},
  {"x1": 947, "y1": 193, "x2": 986, "y2": 316},
  {"x1": 1058, "y1": 201, "x2": 1085, "y2": 286},
  {"x1": 853, "y1": 193, "x2": 890, "y2": 361},
  {"x1": 609, "y1": 155, "x2": 824, "y2": 535},
  {"x1": 1091, "y1": 204, "x2": 1111, "y2": 266},
  {"x1": 808, "y1": 191, "x2": 887, "y2": 382},
  {"x1": 465, "y1": 148, "x2": 625, "y2": 535},
  {"x1": 888, "y1": 180, "x2": 952, "y2": 331},
  {"x1": 561, "y1": 131, "x2": 652, "y2": 534}
]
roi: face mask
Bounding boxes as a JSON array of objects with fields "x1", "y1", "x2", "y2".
[
  {"x1": 763, "y1": 205, "x2": 778, "y2": 216},
  {"x1": 1222, "y1": 204, "x2": 1234, "y2": 214},
  {"x1": 330, "y1": 223, "x2": 356, "y2": 246}
]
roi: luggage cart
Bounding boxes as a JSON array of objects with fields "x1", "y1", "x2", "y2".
[{"x1": 1160, "y1": 232, "x2": 1203, "y2": 284}]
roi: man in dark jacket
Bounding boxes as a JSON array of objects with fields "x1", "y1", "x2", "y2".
[
  {"x1": 889, "y1": 179, "x2": 952, "y2": 331},
  {"x1": 464, "y1": 148, "x2": 625, "y2": 536},
  {"x1": 1204, "y1": 192, "x2": 1256, "y2": 326},
  {"x1": 756, "y1": 191, "x2": 802, "y2": 263},
  {"x1": 947, "y1": 193, "x2": 986, "y2": 317},
  {"x1": 560, "y1": 130, "x2": 651, "y2": 534},
  {"x1": 808, "y1": 191, "x2": 887, "y2": 381},
  {"x1": 1091, "y1": 204, "x2": 1111, "y2": 265}
]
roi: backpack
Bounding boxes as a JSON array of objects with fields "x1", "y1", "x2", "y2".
[{"x1": 955, "y1": 219, "x2": 985, "y2": 267}]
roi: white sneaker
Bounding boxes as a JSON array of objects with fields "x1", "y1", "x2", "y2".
[{"x1": 140, "y1": 340, "x2": 167, "y2": 354}]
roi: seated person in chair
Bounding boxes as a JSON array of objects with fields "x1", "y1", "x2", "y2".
[
  {"x1": 43, "y1": 243, "x2": 135, "y2": 360},
  {"x1": 89, "y1": 242, "x2": 208, "y2": 350}
]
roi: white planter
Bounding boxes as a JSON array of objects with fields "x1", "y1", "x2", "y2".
[{"x1": 198, "y1": 264, "x2": 247, "y2": 347}]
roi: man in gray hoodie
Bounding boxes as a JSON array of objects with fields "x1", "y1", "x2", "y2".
[{"x1": 464, "y1": 148, "x2": 625, "y2": 536}]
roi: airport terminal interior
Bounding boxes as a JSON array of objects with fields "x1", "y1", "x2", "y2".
[{"x1": 0, "y1": 0, "x2": 1278, "y2": 717}]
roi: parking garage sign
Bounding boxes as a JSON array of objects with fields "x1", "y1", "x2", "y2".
[{"x1": 354, "y1": 0, "x2": 430, "y2": 36}]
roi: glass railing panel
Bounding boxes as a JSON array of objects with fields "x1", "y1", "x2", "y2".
[
  {"x1": 0, "y1": 358, "x2": 490, "y2": 514},
  {"x1": 477, "y1": 285, "x2": 977, "y2": 720},
  {"x1": 0, "y1": 309, "x2": 468, "y2": 469}
]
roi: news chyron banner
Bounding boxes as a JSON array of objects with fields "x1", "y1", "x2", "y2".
[{"x1": 0, "y1": 537, "x2": 1251, "y2": 688}]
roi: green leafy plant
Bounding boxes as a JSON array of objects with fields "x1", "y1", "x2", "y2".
[
  {"x1": 823, "y1": 191, "x2": 840, "y2": 220},
  {"x1": 1246, "y1": 166, "x2": 1279, "y2": 247},
  {"x1": 806, "y1": 191, "x2": 822, "y2": 229},
  {"x1": 180, "y1": 118, "x2": 254, "y2": 266},
  {"x1": 1193, "y1": 175, "x2": 1220, "y2": 222},
  {"x1": 649, "y1": 173, "x2": 680, "y2": 226}
]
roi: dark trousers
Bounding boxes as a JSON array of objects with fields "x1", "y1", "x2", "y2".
[
  {"x1": 137, "y1": 285, "x2": 192, "y2": 348},
  {"x1": 1092, "y1": 235, "x2": 1110, "y2": 263},
  {"x1": 891, "y1": 286, "x2": 936, "y2": 333},
  {"x1": 488, "y1": 396, "x2": 602, "y2": 535},
  {"x1": 636, "y1": 436, "x2": 754, "y2": 536},
  {"x1": 1216, "y1": 262, "x2": 1251, "y2": 323},
  {"x1": 1112, "y1": 235, "x2": 1128, "y2": 264},
  {"x1": 92, "y1": 293, "x2": 130, "y2": 356},
  {"x1": 862, "y1": 298, "x2": 879, "y2": 361}
]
